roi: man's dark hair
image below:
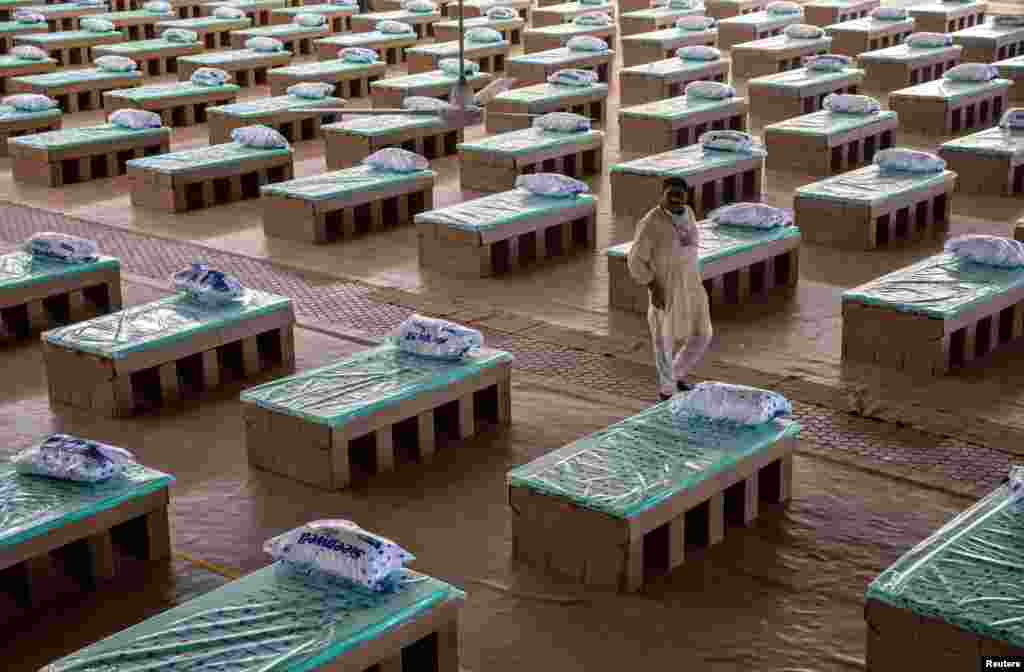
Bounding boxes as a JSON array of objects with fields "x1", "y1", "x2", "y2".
[{"x1": 663, "y1": 177, "x2": 689, "y2": 191}]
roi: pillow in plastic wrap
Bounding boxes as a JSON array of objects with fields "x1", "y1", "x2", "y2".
[
  {"x1": 11, "y1": 434, "x2": 136, "y2": 484},
  {"x1": 230, "y1": 123, "x2": 290, "y2": 148},
  {"x1": 294, "y1": 11, "x2": 326, "y2": 25},
  {"x1": 402, "y1": 0, "x2": 436, "y2": 11},
  {"x1": 213, "y1": 6, "x2": 246, "y2": 18},
  {"x1": 766, "y1": 0, "x2": 800, "y2": 14},
  {"x1": 944, "y1": 62, "x2": 998, "y2": 82},
  {"x1": 75, "y1": 0, "x2": 108, "y2": 5},
  {"x1": 515, "y1": 172, "x2": 590, "y2": 197},
  {"x1": 669, "y1": 0, "x2": 701, "y2": 8},
  {"x1": 377, "y1": 19, "x2": 414, "y2": 33},
  {"x1": 677, "y1": 45, "x2": 721, "y2": 61},
  {"x1": 822, "y1": 92, "x2": 880, "y2": 114},
  {"x1": 402, "y1": 95, "x2": 452, "y2": 111},
  {"x1": 94, "y1": 55, "x2": 138, "y2": 72},
  {"x1": 945, "y1": 235, "x2": 1024, "y2": 268},
  {"x1": 534, "y1": 111, "x2": 591, "y2": 132},
  {"x1": 547, "y1": 68, "x2": 598, "y2": 86},
  {"x1": 675, "y1": 15, "x2": 714, "y2": 30},
  {"x1": 871, "y1": 6, "x2": 907, "y2": 20},
  {"x1": 11, "y1": 45, "x2": 48, "y2": 61},
  {"x1": 3, "y1": 93, "x2": 58, "y2": 112},
  {"x1": 286, "y1": 81, "x2": 335, "y2": 99},
  {"x1": 486, "y1": 5, "x2": 517, "y2": 19},
  {"x1": 996, "y1": 14, "x2": 1024, "y2": 25},
  {"x1": 172, "y1": 263, "x2": 245, "y2": 305},
  {"x1": 163, "y1": 28, "x2": 198, "y2": 43},
  {"x1": 13, "y1": 11, "x2": 45, "y2": 23},
  {"x1": 363, "y1": 147, "x2": 430, "y2": 172},
  {"x1": 330, "y1": 0, "x2": 358, "y2": 5},
  {"x1": 574, "y1": 11, "x2": 612, "y2": 25},
  {"x1": 1000, "y1": 108, "x2": 1024, "y2": 129},
  {"x1": 906, "y1": 31, "x2": 952, "y2": 48},
  {"x1": 784, "y1": 23, "x2": 823, "y2": 39},
  {"x1": 874, "y1": 148, "x2": 945, "y2": 173},
  {"x1": 25, "y1": 232, "x2": 97, "y2": 262},
  {"x1": 439, "y1": 57, "x2": 480, "y2": 75},
  {"x1": 80, "y1": 17, "x2": 115, "y2": 32},
  {"x1": 685, "y1": 79, "x2": 734, "y2": 99},
  {"x1": 264, "y1": 520, "x2": 415, "y2": 592},
  {"x1": 671, "y1": 382, "x2": 792, "y2": 425},
  {"x1": 709, "y1": 202, "x2": 790, "y2": 229},
  {"x1": 340, "y1": 46, "x2": 378, "y2": 63},
  {"x1": 143, "y1": 0, "x2": 172, "y2": 11},
  {"x1": 246, "y1": 36, "x2": 284, "y2": 52},
  {"x1": 395, "y1": 314, "x2": 484, "y2": 360},
  {"x1": 1008, "y1": 465, "x2": 1024, "y2": 508},
  {"x1": 804, "y1": 53, "x2": 851, "y2": 71},
  {"x1": 109, "y1": 108, "x2": 162, "y2": 129},
  {"x1": 190, "y1": 66, "x2": 231, "y2": 86},
  {"x1": 580, "y1": 0, "x2": 607, "y2": 5},
  {"x1": 567, "y1": 35, "x2": 609, "y2": 52},
  {"x1": 700, "y1": 129, "x2": 753, "y2": 152},
  {"x1": 466, "y1": 26, "x2": 503, "y2": 42}
]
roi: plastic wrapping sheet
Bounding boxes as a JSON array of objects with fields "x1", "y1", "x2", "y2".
[
  {"x1": 408, "y1": 39, "x2": 508, "y2": 57},
  {"x1": 181, "y1": 48, "x2": 289, "y2": 65},
  {"x1": 458, "y1": 127, "x2": 603, "y2": 154},
  {"x1": 271, "y1": 59, "x2": 377, "y2": 77},
  {"x1": 996, "y1": 54, "x2": 1024, "y2": 73},
  {"x1": 325, "y1": 113, "x2": 443, "y2": 137},
  {"x1": 96, "y1": 38, "x2": 196, "y2": 53},
  {"x1": 8, "y1": 123, "x2": 166, "y2": 150},
  {"x1": 234, "y1": 23, "x2": 328, "y2": 38},
  {"x1": 941, "y1": 126, "x2": 1024, "y2": 157},
  {"x1": 507, "y1": 47, "x2": 602, "y2": 65},
  {"x1": 909, "y1": 0, "x2": 985, "y2": 15},
  {"x1": 806, "y1": 0, "x2": 866, "y2": 8},
  {"x1": 0, "y1": 250, "x2": 117, "y2": 292},
  {"x1": 952, "y1": 21, "x2": 1024, "y2": 46},
  {"x1": 274, "y1": 3, "x2": 356, "y2": 17},
  {"x1": 0, "y1": 463, "x2": 173, "y2": 550},
  {"x1": 621, "y1": 56, "x2": 724, "y2": 78},
  {"x1": 44, "y1": 289, "x2": 291, "y2": 358},
  {"x1": 720, "y1": 9, "x2": 797, "y2": 27},
  {"x1": 843, "y1": 252, "x2": 1024, "y2": 318},
  {"x1": 110, "y1": 81, "x2": 240, "y2": 101},
  {"x1": 435, "y1": 16, "x2": 522, "y2": 31},
  {"x1": 734, "y1": 33, "x2": 832, "y2": 51},
  {"x1": 0, "y1": 104, "x2": 61, "y2": 124},
  {"x1": 867, "y1": 484, "x2": 1024, "y2": 647},
  {"x1": 539, "y1": 1, "x2": 610, "y2": 16},
  {"x1": 358, "y1": 8, "x2": 439, "y2": 21},
  {"x1": 495, "y1": 81, "x2": 609, "y2": 104},
  {"x1": 610, "y1": 142, "x2": 766, "y2": 178},
  {"x1": 17, "y1": 30, "x2": 122, "y2": 44},
  {"x1": 859, "y1": 42, "x2": 959, "y2": 62},
  {"x1": 415, "y1": 188, "x2": 596, "y2": 232},
  {"x1": 0, "y1": 20, "x2": 45, "y2": 33},
  {"x1": 372, "y1": 69, "x2": 490, "y2": 90},
  {"x1": 241, "y1": 342, "x2": 511, "y2": 427},
  {"x1": 93, "y1": 9, "x2": 175, "y2": 20},
  {"x1": 507, "y1": 402, "x2": 800, "y2": 518},
  {"x1": 607, "y1": 219, "x2": 799, "y2": 267},
  {"x1": 32, "y1": 3, "x2": 107, "y2": 15},
  {"x1": 208, "y1": 94, "x2": 343, "y2": 118},
  {"x1": 127, "y1": 143, "x2": 291, "y2": 173},
  {"x1": 621, "y1": 6, "x2": 702, "y2": 20},
  {"x1": 319, "y1": 31, "x2": 411, "y2": 47},
  {"x1": 620, "y1": 94, "x2": 740, "y2": 120},
  {"x1": 796, "y1": 164, "x2": 951, "y2": 205},
  {"x1": 750, "y1": 66, "x2": 864, "y2": 89},
  {"x1": 529, "y1": 22, "x2": 608, "y2": 36},
  {"x1": 155, "y1": 16, "x2": 254, "y2": 29},
  {"x1": 204, "y1": 0, "x2": 286, "y2": 9},
  {"x1": 624, "y1": 26, "x2": 716, "y2": 47},
  {"x1": 826, "y1": 16, "x2": 914, "y2": 32},
  {"x1": 12, "y1": 67, "x2": 141, "y2": 87},
  {"x1": 895, "y1": 77, "x2": 1010, "y2": 100},
  {"x1": 41, "y1": 564, "x2": 463, "y2": 672},
  {"x1": 0, "y1": 54, "x2": 57, "y2": 69},
  {"x1": 765, "y1": 109, "x2": 896, "y2": 135},
  {"x1": 261, "y1": 164, "x2": 435, "y2": 201}
]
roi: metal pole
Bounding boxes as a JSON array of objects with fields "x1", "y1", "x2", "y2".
[{"x1": 458, "y1": 0, "x2": 465, "y2": 89}]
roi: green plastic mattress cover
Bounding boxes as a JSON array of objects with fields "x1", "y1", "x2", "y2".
[
  {"x1": 44, "y1": 288, "x2": 291, "y2": 359},
  {"x1": 941, "y1": 126, "x2": 1024, "y2": 157},
  {"x1": 17, "y1": 30, "x2": 121, "y2": 44},
  {"x1": 894, "y1": 77, "x2": 1010, "y2": 100},
  {"x1": 320, "y1": 30, "x2": 414, "y2": 46},
  {"x1": 458, "y1": 127, "x2": 603, "y2": 154},
  {"x1": 415, "y1": 188, "x2": 595, "y2": 232},
  {"x1": 796, "y1": 164, "x2": 951, "y2": 205},
  {"x1": 996, "y1": 54, "x2": 1024, "y2": 72},
  {"x1": 623, "y1": 27, "x2": 715, "y2": 46},
  {"x1": 355, "y1": 8, "x2": 440, "y2": 21},
  {"x1": 15, "y1": 68, "x2": 140, "y2": 88},
  {"x1": 866, "y1": 484, "x2": 1024, "y2": 648},
  {"x1": 0, "y1": 251, "x2": 117, "y2": 292},
  {"x1": 953, "y1": 21, "x2": 1024, "y2": 45},
  {"x1": 0, "y1": 20, "x2": 45, "y2": 33},
  {"x1": 325, "y1": 113, "x2": 443, "y2": 137},
  {"x1": 0, "y1": 54, "x2": 56, "y2": 69},
  {"x1": 621, "y1": 55, "x2": 723, "y2": 77},
  {"x1": 750, "y1": 66, "x2": 863, "y2": 89},
  {"x1": 261, "y1": 164, "x2": 434, "y2": 201},
  {"x1": 234, "y1": 23, "x2": 328, "y2": 37},
  {"x1": 271, "y1": 58, "x2": 380, "y2": 76},
  {"x1": 180, "y1": 48, "x2": 289, "y2": 65},
  {"x1": 0, "y1": 104, "x2": 61, "y2": 124},
  {"x1": 208, "y1": 94, "x2": 343, "y2": 118},
  {"x1": 496, "y1": 81, "x2": 608, "y2": 103},
  {"x1": 9, "y1": 123, "x2": 165, "y2": 150},
  {"x1": 203, "y1": 0, "x2": 286, "y2": 8},
  {"x1": 33, "y1": 3, "x2": 106, "y2": 14},
  {"x1": 372, "y1": 69, "x2": 490, "y2": 90},
  {"x1": 156, "y1": 16, "x2": 252, "y2": 28},
  {"x1": 97, "y1": 37, "x2": 199, "y2": 53},
  {"x1": 274, "y1": 3, "x2": 356, "y2": 16},
  {"x1": 807, "y1": 0, "x2": 870, "y2": 8},
  {"x1": 41, "y1": 564, "x2": 463, "y2": 672},
  {"x1": 734, "y1": 33, "x2": 832, "y2": 51},
  {"x1": 859, "y1": 42, "x2": 960, "y2": 61},
  {"x1": 909, "y1": 0, "x2": 984, "y2": 15},
  {"x1": 508, "y1": 402, "x2": 800, "y2": 518},
  {"x1": 621, "y1": 6, "x2": 700, "y2": 19},
  {"x1": 843, "y1": 252, "x2": 1024, "y2": 319},
  {"x1": 607, "y1": 220, "x2": 799, "y2": 268},
  {"x1": 620, "y1": 93, "x2": 741, "y2": 120},
  {"x1": 435, "y1": 15, "x2": 522, "y2": 29},
  {"x1": 127, "y1": 142, "x2": 290, "y2": 173},
  {"x1": 538, "y1": 1, "x2": 611, "y2": 15},
  {"x1": 241, "y1": 342, "x2": 511, "y2": 428},
  {"x1": 96, "y1": 9, "x2": 177, "y2": 20},
  {"x1": 827, "y1": 16, "x2": 913, "y2": 32},
  {"x1": 530, "y1": 22, "x2": 609, "y2": 35},
  {"x1": 720, "y1": 9, "x2": 796, "y2": 27},
  {"x1": 765, "y1": 109, "x2": 896, "y2": 136},
  {"x1": 610, "y1": 142, "x2": 766, "y2": 177},
  {"x1": 111, "y1": 81, "x2": 239, "y2": 100},
  {"x1": 408, "y1": 38, "x2": 508, "y2": 56},
  {"x1": 0, "y1": 463, "x2": 173, "y2": 551},
  {"x1": 507, "y1": 46, "x2": 609, "y2": 65}
]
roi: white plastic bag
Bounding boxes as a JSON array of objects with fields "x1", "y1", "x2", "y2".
[
  {"x1": 871, "y1": 6, "x2": 907, "y2": 20},
  {"x1": 2, "y1": 93, "x2": 58, "y2": 112},
  {"x1": 534, "y1": 111, "x2": 590, "y2": 132},
  {"x1": 143, "y1": 0, "x2": 172, "y2": 12},
  {"x1": 996, "y1": 14, "x2": 1024, "y2": 26},
  {"x1": 906, "y1": 32, "x2": 952, "y2": 48},
  {"x1": 804, "y1": 53, "x2": 851, "y2": 71},
  {"x1": 287, "y1": 81, "x2": 335, "y2": 99},
  {"x1": 163, "y1": 28, "x2": 199, "y2": 43},
  {"x1": 439, "y1": 57, "x2": 480, "y2": 75},
  {"x1": 944, "y1": 62, "x2": 998, "y2": 82},
  {"x1": 709, "y1": 202, "x2": 790, "y2": 229},
  {"x1": 363, "y1": 147, "x2": 429, "y2": 172},
  {"x1": 677, "y1": 45, "x2": 721, "y2": 61},
  {"x1": 171, "y1": 263, "x2": 245, "y2": 305},
  {"x1": 109, "y1": 108, "x2": 162, "y2": 129},
  {"x1": 675, "y1": 15, "x2": 714, "y2": 30},
  {"x1": 11, "y1": 434, "x2": 136, "y2": 484},
  {"x1": 94, "y1": 55, "x2": 138, "y2": 72},
  {"x1": 822, "y1": 93, "x2": 880, "y2": 114},
  {"x1": 574, "y1": 11, "x2": 611, "y2": 25},
  {"x1": 766, "y1": 0, "x2": 800, "y2": 14},
  {"x1": 264, "y1": 521, "x2": 415, "y2": 592},
  {"x1": 80, "y1": 17, "x2": 115, "y2": 32},
  {"x1": 547, "y1": 68, "x2": 598, "y2": 86},
  {"x1": 567, "y1": 35, "x2": 609, "y2": 52},
  {"x1": 785, "y1": 23, "x2": 823, "y2": 39},
  {"x1": 671, "y1": 382, "x2": 792, "y2": 425},
  {"x1": 11, "y1": 45, "x2": 48, "y2": 61},
  {"x1": 1000, "y1": 108, "x2": 1024, "y2": 130},
  {"x1": 294, "y1": 11, "x2": 326, "y2": 25},
  {"x1": 190, "y1": 67, "x2": 231, "y2": 86},
  {"x1": 945, "y1": 235, "x2": 1024, "y2": 268},
  {"x1": 487, "y1": 5, "x2": 517, "y2": 19},
  {"x1": 13, "y1": 11, "x2": 44, "y2": 23},
  {"x1": 466, "y1": 26, "x2": 503, "y2": 42},
  {"x1": 874, "y1": 148, "x2": 945, "y2": 173},
  {"x1": 685, "y1": 79, "x2": 734, "y2": 99},
  {"x1": 377, "y1": 19, "x2": 414, "y2": 32},
  {"x1": 395, "y1": 314, "x2": 484, "y2": 360},
  {"x1": 339, "y1": 46, "x2": 378, "y2": 63},
  {"x1": 402, "y1": 95, "x2": 452, "y2": 111},
  {"x1": 213, "y1": 5, "x2": 245, "y2": 17},
  {"x1": 516, "y1": 173, "x2": 590, "y2": 197},
  {"x1": 246, "y1": 36, "x2": 284, "y2": 52},
  {"x1": 230, "y1": 124, "x2": 290, "y2": 148},
  {"x1": 25, "y1": 232, "x2": 98, "y2": 262},
  {"x1": 402, "y1": 0, "x2": 436, "y2": 11},
  {"x1": 701, "y1": 129, "x2": 754, "y2": 152}
]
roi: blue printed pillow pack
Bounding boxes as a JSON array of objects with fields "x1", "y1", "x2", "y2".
[
  {"x1": 172, "y1": 263, "x2": 245, "y2": 305},
  {"x1": 567, "y1": 35, "x2": 609, "y2": 52},
  {"x1": 395, "y1": 314, "x2": 484, "y2": 360},
  {"x1": 363, "y1": 147, "x2": 430, "y2": 172},
  {"x1": 671, "y1": 382, "x2": 793, "y2": 425},
  {"x1": 873, "y1": 148, "x2": 945, "y2": 174},
  {"x1": 340, "y1": 47, "x2": 378, "y2": 63},
  {"x1": 12, "y1": 434, "x2": 136, "y2": 483},
  {"x1": 701, "y1": 129, "x2": 754, "y2": 152},
  {"x1": 516, "y1": 172, "x2": 590, "y2": 197},
  {"x1": 945, "y1": 235, "x2": 1024, "y2": 268},
  {"x1": 109, "y1": 108, "x2": 162, "y2": 129},
  {"x1": 709, "y1": 202, "x2": 790, "y2": 229},
  {"x1": 25, "y1": 232, "x2": 98, "y2": 262},
  {"x1": 190, "y1": 67, "x2": 231, "y2": 86}
]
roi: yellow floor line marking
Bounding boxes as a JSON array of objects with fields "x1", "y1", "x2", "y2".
[{"x1": 174, "y1": 551, "x2": 245, "y2": 581}]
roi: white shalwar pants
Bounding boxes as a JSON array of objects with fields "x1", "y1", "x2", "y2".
[{"x1": 650, "y1": 306, "x2": 713, "y2": 397}]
